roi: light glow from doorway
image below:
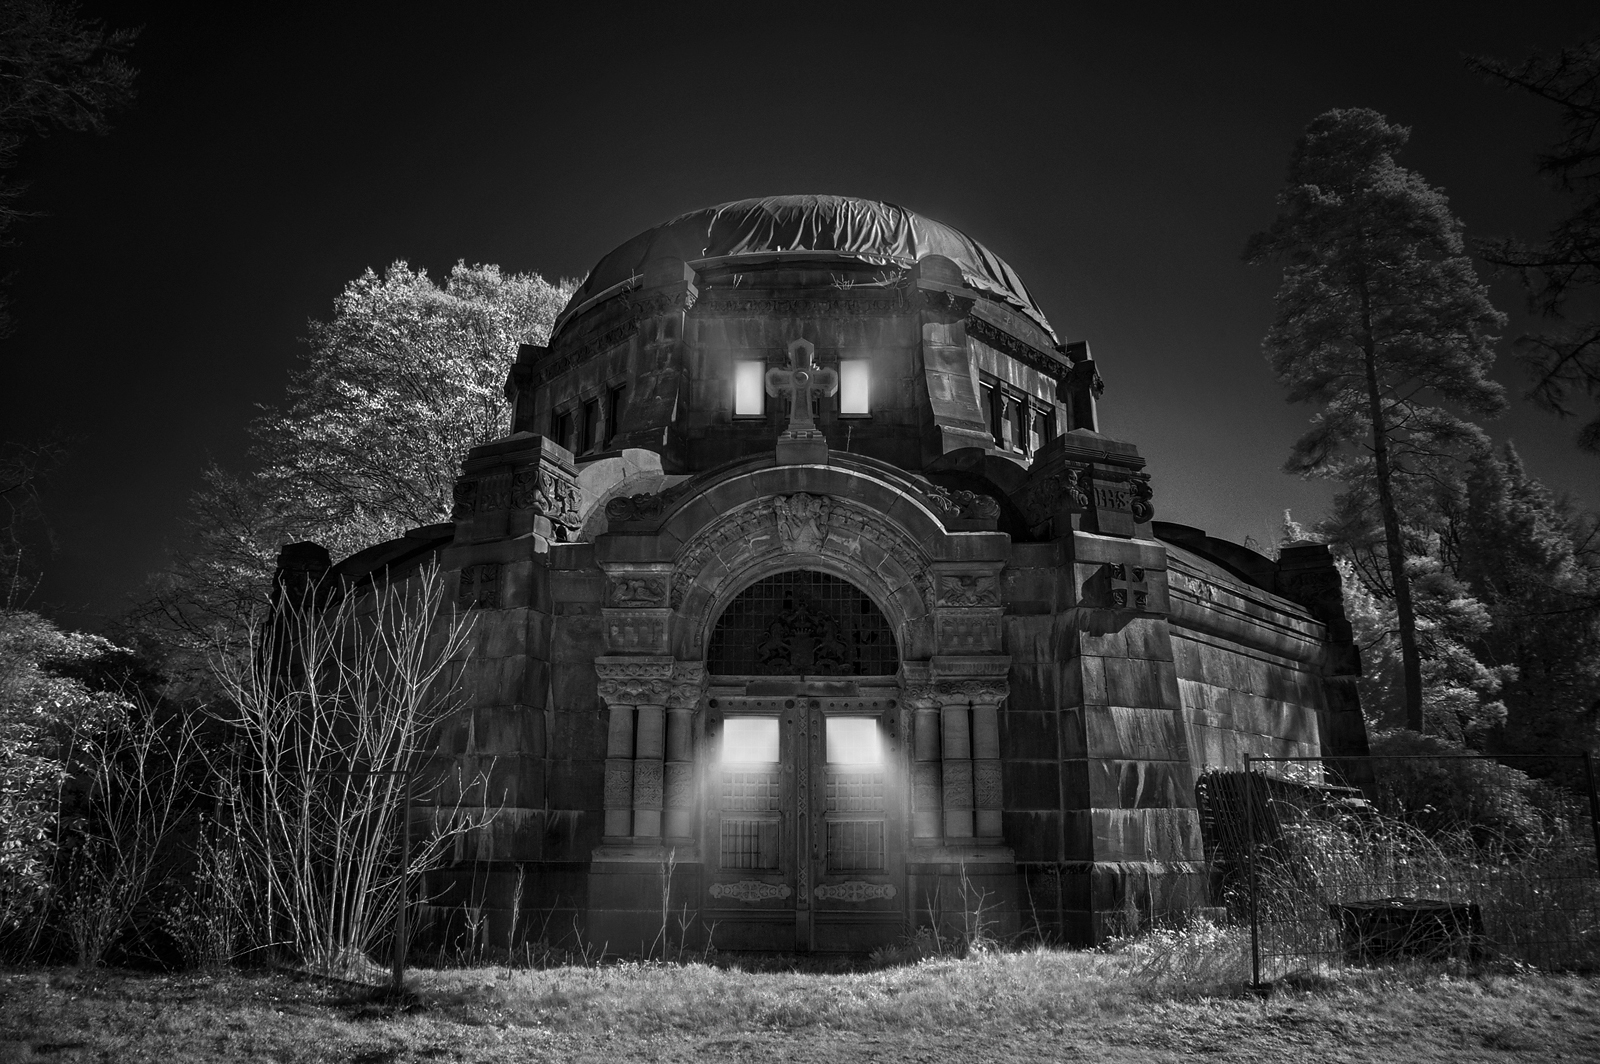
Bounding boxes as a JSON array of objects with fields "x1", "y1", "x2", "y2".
[
  {"x1": 826, "y1": 717, "x2": 881, "y2": 764},
  {"x1": 721, "y1": 717, "x2": 779, "y2": 762}
]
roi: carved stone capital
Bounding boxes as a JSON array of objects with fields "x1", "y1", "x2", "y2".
[
  {"x1": 595, "y1": 656, "x2": 675, "y2": 707},
  {"x1": 669, "y1": 661, "x2": 708, "y2": 711}
]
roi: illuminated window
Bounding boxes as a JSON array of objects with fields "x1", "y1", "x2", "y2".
[
  {"x1": 839, "y1": 360, "x2": 870, "y2": 415},
  {"x1": 825, "y1": 717, "x2": 881, "y2": 764},
  {"x1": 734, "y1": 360, "x2": 765, "y2": 417},
  {"x1": 722, "y1": 717, "x2": 779, "y2": 762}
]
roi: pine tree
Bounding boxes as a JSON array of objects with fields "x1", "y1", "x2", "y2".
[{"x1": 1246, "y1": 108, "x2": 1507, "y2": 732}]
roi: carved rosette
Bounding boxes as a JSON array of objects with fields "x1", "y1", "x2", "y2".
[
  {"x1": 710, "y1": 880, "x2": 792, "y2": 903},
  {"x1": 813, "y1": 881, "x2": 897, "y2": 902},
  {"x1": 457, "y1": 563, "x2": 501, "y2": 610}
]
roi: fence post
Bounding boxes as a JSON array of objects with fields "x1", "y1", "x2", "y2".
[
  {"x1": 1243, "y1": 754, "x2": 1261, "y2": 989},
  {"x1": 1584, "y1": 752, "x2": 1600, "y2": 878}
]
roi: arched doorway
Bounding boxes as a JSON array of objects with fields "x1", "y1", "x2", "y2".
[{"x1": 700, "y1": 570, "x2": 907, "y2": 952}]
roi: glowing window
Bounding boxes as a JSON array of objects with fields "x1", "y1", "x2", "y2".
[
  {"x1": 840, "y1": 360, "x2": 870, "y2": 415},
  {"x1": 826, "y1": 717, "x2": 881, "y2": 764},
  {"x1": 734, "y1": 360, "x2": 765, "y2": 416},
  {"x1": 722, "y1": 717, "x2": 779, "y2": 763}
]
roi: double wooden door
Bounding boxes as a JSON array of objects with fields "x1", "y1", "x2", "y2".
[{"x1": 703, "y1": 690, "x2": 905, "y2": 952}]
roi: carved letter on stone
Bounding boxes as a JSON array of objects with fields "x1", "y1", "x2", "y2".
[{"x1": 774, "y1": 493, "x2": 831, "y2": 553}]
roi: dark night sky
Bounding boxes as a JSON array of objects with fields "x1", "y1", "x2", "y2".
[{"x1": 3, "y1": 2, "x2": 1598, "y2": 630}]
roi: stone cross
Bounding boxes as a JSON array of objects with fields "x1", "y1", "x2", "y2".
[{"x1": 766, "y1": 338, "x2": 838, "y2": 440}]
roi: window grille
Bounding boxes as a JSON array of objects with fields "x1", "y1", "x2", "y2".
[
  {"x1": 707, "y1": 570, "x2": 897, "y2": 676},
  {"x1": 826, "y1": 768, "x2": 885, "y2": 812},
  {"x1": 720, "y1": 818, "x2": 779, "y2": 869},
  {"x1": 720, "y1": 769, "x2": 781, "y2": 811},
  {"x1": 827, "y1": 820, "x2": 885, "y2": 871}
]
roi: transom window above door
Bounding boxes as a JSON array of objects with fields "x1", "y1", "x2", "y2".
[{"x1": 707, "y1": 570, "x2": 898, "y2": 676}]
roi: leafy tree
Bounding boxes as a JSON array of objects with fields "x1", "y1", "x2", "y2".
[
  {"x1": 0, "y1": 609, "x2": 134, "y2": 947},
  {"x1": 1468, "y1": 37, "x2": 1600, "y2": 451},
  {"x1": 1246, "y1": 108, "x2": 1507, "y2": 732},
  {"x1": 0, "y1": 0, "x2": 137, "y2": 334},
  {"x1": 131, "y1": 262, "x2": 573, "y2": 678}
]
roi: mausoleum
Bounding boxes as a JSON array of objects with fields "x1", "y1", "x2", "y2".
[{"x1": 305, "y1": 195, "x2": 1368, "y2": 952}]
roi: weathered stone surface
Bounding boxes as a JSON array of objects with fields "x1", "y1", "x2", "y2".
[{"x1": 303, "y1": 196, "x2": 1366, "y2": 954}]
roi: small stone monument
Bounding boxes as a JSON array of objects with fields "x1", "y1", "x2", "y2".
[{"x1": 766, "y1": 338, "x2": 838, "y2": 464}]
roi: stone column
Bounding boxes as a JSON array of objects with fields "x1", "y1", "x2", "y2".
[
  {"x1": 663, "y1": 662, "x2": 705, "y2": 839},
  {"x1": 940, "y1": 699, "x2": 974, "y2": 840},
  {"x1": 602, "y1": 703, "x2": 635, "y2": 840},
  {"x1": 632, "y1": 703, "x2": 665, "y2": 838},
  {"x1": 595, "y1": 656, "x2": 675, "y2": 842},
  {"x1": 902, "y1": 668, "x2": 943, "y2": 842},
  {"x1": 971, "y1": 696, "x2": 1003, "y2": 840}
]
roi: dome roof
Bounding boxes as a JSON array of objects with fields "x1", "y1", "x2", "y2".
[{"x1": 556, "y1": 194, "x2": 1057, "y2": 342}]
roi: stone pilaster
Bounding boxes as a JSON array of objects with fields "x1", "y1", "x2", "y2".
[
  {"x1": 594, "y1": 655, "x2": 675, "y2": 842},
  {"x1": 900, "y1": 663, "x2": 943, "y2": 842},
  {"x1": 663, "y1": 662, "x2": 705, "y2": 839}
]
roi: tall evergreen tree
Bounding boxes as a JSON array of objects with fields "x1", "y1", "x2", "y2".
[{"x1": 1246, "y1": 108, "x2": 1507, "y2": 731}]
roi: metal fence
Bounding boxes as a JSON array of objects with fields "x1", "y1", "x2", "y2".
[{"x1": 1196, "y1": 753, "x2": 1600, "y2": 986}]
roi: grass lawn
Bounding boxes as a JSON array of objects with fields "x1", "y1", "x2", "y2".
[{"x1": 3, "y1": 950, "x2": 1599, "y2": 1063}]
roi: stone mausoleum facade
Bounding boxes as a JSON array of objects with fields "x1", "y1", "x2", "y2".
[{"x1": 312, "y1": 195, "x2": 1368, "y2": 952}]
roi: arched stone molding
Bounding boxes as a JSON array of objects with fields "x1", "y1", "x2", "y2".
[{"x1": 668, "y1": 492, "x2": 939, "y2": 664}]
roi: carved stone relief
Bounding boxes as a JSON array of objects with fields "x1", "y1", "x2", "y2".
[
  {"x1": 813, "y1": 881, "x2": 897, "y2": 902},
  {"x1": 610, "y1": 575, "x2": 667, "y2": 608},
  {"x1": 710, "y1": 881, "x2": 793, "y2": 903},
  {"x1": 457, "y1": 563, "x2": 501, "y2": 610},
  {"x1": 774, "y1": 493, "x2": 831, "y2": 552},
  {"x1": 595, "y1": 659, "x2": 674, "y2": 706},
  {"x1": 937, "y1": 575, "x2": 1000, "y2": 607}
]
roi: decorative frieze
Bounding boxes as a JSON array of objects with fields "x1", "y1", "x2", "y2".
[
  {"x1": 813, "y1": 881, "x2": 897, "y2": 902},
  {"x1": 453, "y1": 464, "x2": 581, "y2": 536},
  {"x1": 698, "y1": 296, "x2": 910, "y2": 318},
  {"x1": 710, "y1": 880, "x2": 792, "y2": 903},
  {"x1": 669, "y1": 495, "x2": 933, "y2": 609},
  {"x1": 595, "y1": 658, "x2": 675, "y2": 706},
  {"x1": 924, "y1": 485, "x2": 1001, "y2": 524},
  {"x1": 934, "y1": 609, "x2": 1003, "y2": 653}
]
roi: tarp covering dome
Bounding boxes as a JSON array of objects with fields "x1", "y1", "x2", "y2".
[{"x1": 557, "y1": 194, "x2": 1058, "y2": 342}]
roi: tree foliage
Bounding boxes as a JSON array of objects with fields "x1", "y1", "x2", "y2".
[
  {"x1": 1246, "y1": 108, "x2": 1506, "y2": 731},
  {"x1": 1469, "y1": 37, "x2": 1600, "y2": 451},
  {"x1": 131, "y1": 262, "x2": 572, "y2": 679},
  {"x1": 0, "y1": 609, "x2": 136, "y2": 943},
  {"x1": 0, "y1": 0, "x2": 137, "y2": 334}
]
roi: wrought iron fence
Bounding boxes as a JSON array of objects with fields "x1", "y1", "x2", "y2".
[{"x1": 1196, "y1": 753, "x2": 1600, "y2": 986}]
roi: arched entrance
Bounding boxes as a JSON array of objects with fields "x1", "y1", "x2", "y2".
[{"x1": 700, "y1": 570, "x2": 908, "y2": 952}]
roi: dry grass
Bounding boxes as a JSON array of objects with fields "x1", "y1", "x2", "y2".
[{"x1": 3, "y1": 951, "x2": 1600, "y2": 1063}]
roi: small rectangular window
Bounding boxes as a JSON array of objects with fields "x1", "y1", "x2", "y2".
[
  {"x1": 722, "y1": 717, "x2": 779, "y2": 763},
  {"x1": 554, "y1": 410, "x2": 575, "y2": 452},
  {"x1": 607, "y1": 386, "x2": 625, "y2": 445},
  {"x1": 1009, "y1": 395, "x2": 1029, "y2": 453},
  {"x1": 839, "y1": 360, "x2": 870, "y2": 415},
  {"x1": 583, "y1": 398, "x2": 601, "y2": 454},
  {"x1": 982, "y1": 385, "x2": 1001, "y2": 444},
  {"x1": 734, "y1": 360, "x2": 765, "y2": 417}
]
